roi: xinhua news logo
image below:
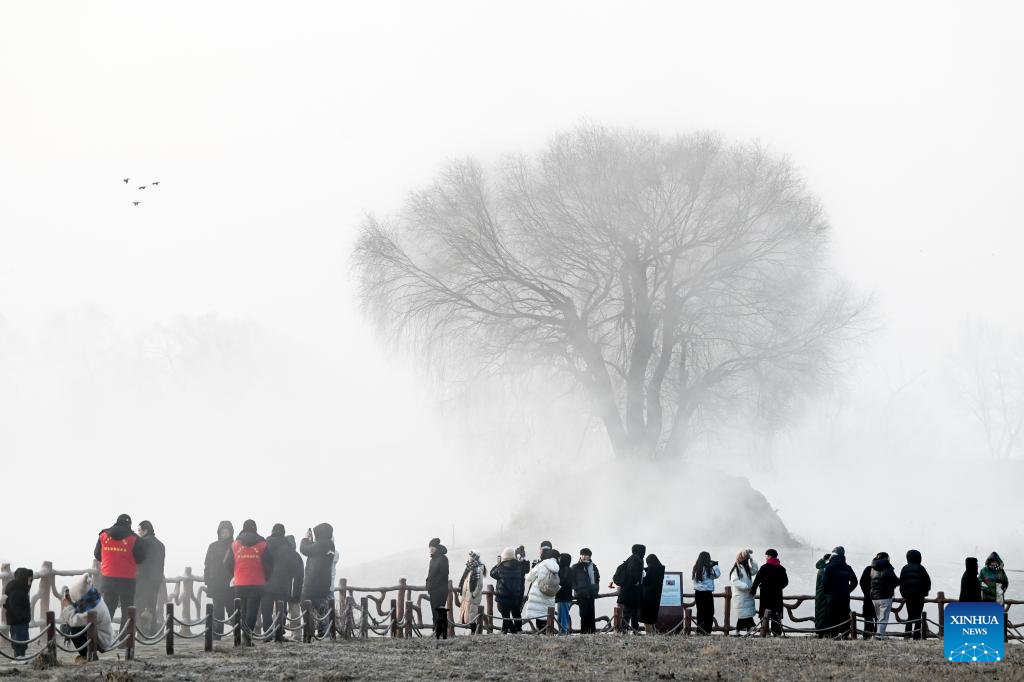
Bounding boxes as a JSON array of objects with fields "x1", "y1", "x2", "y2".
[{"x1": 944, "y1": 602, "x2": 1004, "y2": 662}]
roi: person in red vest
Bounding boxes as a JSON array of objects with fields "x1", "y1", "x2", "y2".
[
  {"x1": 92, "y1": 513, "x2": 146, "y2": 622},
  {"x1": 224, "y1": 519, "x2": 273, "y2": 634}
]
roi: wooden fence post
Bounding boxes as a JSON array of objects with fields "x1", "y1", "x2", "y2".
[
  {"x1": 485, "y1": 585, "x2": 494, "y2": 634},
  {"x1": 546, "y1": 606, "x2": 555, "y2": 635},
  {"x1": 0, "y1": 563, "x2": 10, "y2": 627},
  {"x1": 849, "y1": 610, "x2": 858, "y2": 640},
  {"x1": 389, "y1": 598, "x2": 398, "y2": 637},
  {"x1": 165, "y1": 603, "x2": 175, "y2": 655},
  {"x1": 723, "y1": 586, "x2": 732, "y2": 636},
  {"x1": 204, "y1": 603, "x2": 214, "y2": 652},
  {"x1": 329, "y1": 598, "x2": 337, "y2": 641},
  {"x1": 45, "y1": 610, "x2": 56, "y2": 660},
  {"x1": 302, "y1": 600, "x2": 313, "y2": 643},
  {"x1": 180, "y1": 567, "x2": 194, "y2": 636},
  {"x1": 233, "y1": 598, "x2": 242, "y2": 648},
  {"x1": 37, "y1": 562, "x2": 54, "y2": 622},
  {"x1": 476, "y1": 605, "x2": 485, "y2": 635},
  {"x1": 86, "y1": 610, "x2": 98, "y2": 662},
  {"x1": 446, "y1": 580, "x2": 455, "y2": 638},
  {"x1": 337, "y1": 578, "x2": 347, "y2": 637},
  {"x1": 397, "y1": 579, "x2": 407, "y2": 639},
  {"x1": 125, "y1": 606, "x2": 136, "y2": 661},
  {"x1": 922, "y1": 610, "x2": 931, "y2": 639},
  {"x1": 684, "y1": 607, "x2": 692, "y2": 636},
  {"x1": 760, "y1": 610, "x2": 770, "y2": 638},
  {"x1": 936, "y1": 592, "x2": 945, "y2": 636},
  {"x1": 274, "y1": 600, "x2": 286, "y2": 643},
  {"x1": 360, "y1": 597, "x2": 369, "y2": 639},
  {"x1": 613, "y1": 605, "x2": 622, "y2": 632},
  {"x1": 406, "y1": 601, "x2": 415, "y2": 638}
]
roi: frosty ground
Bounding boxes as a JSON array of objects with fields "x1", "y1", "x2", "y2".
[{"x1": 4, "y1": 636, "x2": 1022, "y2": 681}]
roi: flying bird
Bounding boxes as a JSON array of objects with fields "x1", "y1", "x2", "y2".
[
  {"x1": 137, "y1": 185, "x2": 147, "y2": 190},
  {"x1": 132, "y1": 201, "x2": 141, "y2": 206},
  {"x1": 151, "y1": 181, "x2": 160, "y2": 186},
  {"x1": 122, "y1": 178, "x2": 130, "y2": 183}
]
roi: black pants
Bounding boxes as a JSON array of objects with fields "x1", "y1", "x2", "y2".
[
  {"x1": 136, "y1": 580, "x2": 162, "y2": 635},
  {"x1": 304, "y1": 593, "x2": 330, "y2": 636},
  {"x1": 497, "y1": 601, "x2": 522, "y2": 633},
  {"x1": 235, "y1": 585, "x2": 263, "y2": 634},
  {"x1": 209, "y1": 594, "x2": 229, "y2": 639},
  {"x1": 433, "y1": 606, "x2": 449, "y2": 639},
  {"x1": 9, "y1": 624, "x2": 29, "y2": 657},
  {"x1": 695, "y1": 591, "x2": 714, "y2": 634},
  {"x1": 619, "y1": 605, "x2": 640, "y2": 632},
  {"x1": 577, "y1": 597, "x2": 596, "y2": 633},
  {"x1": 60, "y1": 623, "x2": 91, "y2": 657},
  {"x1": 259, "y1": 594, "x2": 289, "y2": 636},
  {"x1": 101, "y1": 576, "x2": 136, "y2": 623},
  {"x1": 736, "y1": 616, "x2": 756, "y2": 632},
  {"x1": 904, "y1": 597, "x2": 924, "y2": 639},
  {"x1": 861, "y1": 599, "x2": 876, "y2": 639},
  {"x1": 827, "y1": 601, "x2": 851, "y2": 638}
]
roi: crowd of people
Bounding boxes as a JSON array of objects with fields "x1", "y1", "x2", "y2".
[{"x1": 2, "y1": 516, "x2": 1014, "y2": 662}]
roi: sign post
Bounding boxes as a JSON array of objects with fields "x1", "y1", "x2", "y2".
[{"x1": 656, "y1": 571, "x2": 685, "y2": 634}]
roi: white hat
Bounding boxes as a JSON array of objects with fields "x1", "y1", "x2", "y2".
[{"x1": 67, "y1": 574, "x2": 93, "y2": 602}]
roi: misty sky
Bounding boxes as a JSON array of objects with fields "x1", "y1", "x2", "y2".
[{"x1": 2, "y1": 2, "x2": 1022, "y2": 574}]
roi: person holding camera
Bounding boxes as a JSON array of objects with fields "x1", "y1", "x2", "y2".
[
  {"x1": 692, "y1": 551, "x2": 720, "y2": 635},
  {"x1": 490, "y1": 547, "x2": 525, "y2": 633},
  {"x1": 300, "y1": 522, "x2": 337, "y2": 637},
  {"x1": 730, "y1": 549, "x2": 759, "y2": 635},
  {"x1": 611, "y1": 544, "x2": 645, "y2": 633}
]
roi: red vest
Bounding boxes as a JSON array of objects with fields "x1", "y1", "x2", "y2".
[
  {"x1": 232, "y1": 540, "x2": 267, "y2": 586},
  {"x1": 100, "y1": 531, "x2": 138, "y2": 579}
]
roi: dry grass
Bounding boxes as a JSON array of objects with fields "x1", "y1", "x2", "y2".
[{"x1": 3, "y1": 635, "x2": 1022, "y2": 681}]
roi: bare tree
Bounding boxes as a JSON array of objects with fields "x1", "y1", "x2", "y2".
[
  {"x1": 355, "y1": 126, "x2": 867, "y2": 460},
  {"x1": 949, "y1": 319, "x2": 1024, "y2": 460}
]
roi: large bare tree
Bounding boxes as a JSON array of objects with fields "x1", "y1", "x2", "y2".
[{"x1": 356, "y1": 126, "x2": 866, "y2": 459}]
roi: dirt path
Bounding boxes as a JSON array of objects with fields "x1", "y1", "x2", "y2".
[{"x1": 3, "y1": 635, "x2": 1022, "y2": 681}]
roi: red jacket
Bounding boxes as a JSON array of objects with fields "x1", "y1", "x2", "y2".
[
  {"x1": 99, "y1": 531, "x2": 140, "y2": 579},
  {"x1": 232, "y1": 539, "x2": 268, "y2": 586}
]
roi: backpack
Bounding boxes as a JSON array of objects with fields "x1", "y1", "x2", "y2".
[
  {"x1": 613, "y1": 561, "x2": 628, "y2": 587},
  {"x1": 537, "y1": 565, "x2": 561, "y2": 597}
]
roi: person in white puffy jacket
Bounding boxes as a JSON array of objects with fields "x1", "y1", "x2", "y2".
[
  {"x1": 523, "y1": 548, "x2": 560, "y2": 630},
  {"x1": 60, "y1": 574, "x2": 114, "y2": 660},
  {"x1": 729, "y1": 548, "x2": 759, "y2": 634}
]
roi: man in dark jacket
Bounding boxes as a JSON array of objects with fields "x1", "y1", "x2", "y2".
[
  {"x1": 571, "y1": 548, "x2": 601, "y2": 634},
  {"x1": 224, "y1": 519, "x2": 273, "y2": 635},
  {"x1": 858, "y1": 559, "x2": 875, "y2": 639},
  {"x1": 751, "y1": 548, "x2": 789, "y2": 636},
  {"x1": 612, "y1": 544, "x2": 645, "y2": 633},
  {"x1": 203, "y1": 521, "x2": 234, "y2": 639},
  {"x1": 135, "y1": 520, "x2": 166, "y2": 636},
  {"x1": 959, "y1": 556, "x2": 981, "y2": 603},
  {"x1": 260, "y1": 524, "x2": 304, "y2": 638},
  {"x1": 93, "y1": 513, "x2": 146, "y2": 622},
  {"x1": 2, "y1": 567, "x2": 33, "y2": 657},
  {"x1": 821, "y1": 546, "x2": 858, "y2": 638},
  {"x1": 869, "y1": 551, "x2": 899, "y2": 640},
  {"x1": 426, "y1": 538, "x2": 450, "y2": 638},
  {"x1": 300, "y1": 522, "x2": 337, "y2": 636},
  {"x1": 899, "y1": 549, "x2": 931, "y2": 640}
]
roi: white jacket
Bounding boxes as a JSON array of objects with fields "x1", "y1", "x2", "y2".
[
  {"x1": 730, "y1": 562, "x2": 758, "y2": 620},
  {"x1": 61, "y1": 597, "x2": 115, "y2": 652},
  {"x1": 523, "y1": 558, "x2": 559, "y2": 620}
]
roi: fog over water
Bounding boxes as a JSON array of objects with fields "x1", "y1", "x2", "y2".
[{"x1": 1, "y1": 1, "x2": 1022, "y2": 601}]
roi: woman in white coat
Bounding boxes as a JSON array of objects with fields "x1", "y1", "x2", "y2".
[
  {"x1": 523, "y1": 548, "x2": 560, "y2": 630},
  {"x1": 729, "y1": 548, "x2": 759, "y2": 635}
]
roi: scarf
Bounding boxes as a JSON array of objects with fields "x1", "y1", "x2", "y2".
[
  {"x1": 74, "y1": 586, "x2": 102, "y2": 613},
  {"x1": 766, "y1": 557, "x2": 781, "y2": 566},
  {"x1": 464, "y1": 556, "x2": 482, "y2": 593}
]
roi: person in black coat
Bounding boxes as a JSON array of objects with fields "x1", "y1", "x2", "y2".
[
  {"x1": 260, "y1": 524, "x2": 304, "y2": 637},
  {"x1": 858, "y1": 561, "x2": 876, "y2": 639},
  {"x1": 555, "y1": 553, "x2": 573, "y2": 634},
  {"x1": 571, "y1": 548, "x2": 601, "y2": 634},
  {"x1": 2, "y1": 567, "x2": 33, "y2": 657},
  {"x1": 611, "y1": 544, "x2": 645, "y2": 633},
  {"x1": 869, "y1": 552, "x2": 900, "y2": 640},
  {"x1": 203, "y1": 520, "x2": 234, "y2": 639},
  {"x1": 821, "y1": 546, "x2": 858, "y2": 638},
  {"x1": 426, "y1": 538, "x2": 450, "y2": 638},
  {"x1": 300, "y1": 522, "x2": 336, "y2": 637},
  {"x1": 490, "y1": 547, "x2": 525, "y2": 633},
  {"x1": 751, "y1": 549, "x2": 789, "y2": 636},
  {"x1": 959, "y1": 557, "x2": 981, "y2": 603},
  {"x1": 641, "y1": 554, "x2": 666, "y2": 633},
  {"x1": 899, "y1": 549, "x2": 931, "y2": 640},
  {"x1": 135, "y1": 520, "x2": 166, "y2": 636}
]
